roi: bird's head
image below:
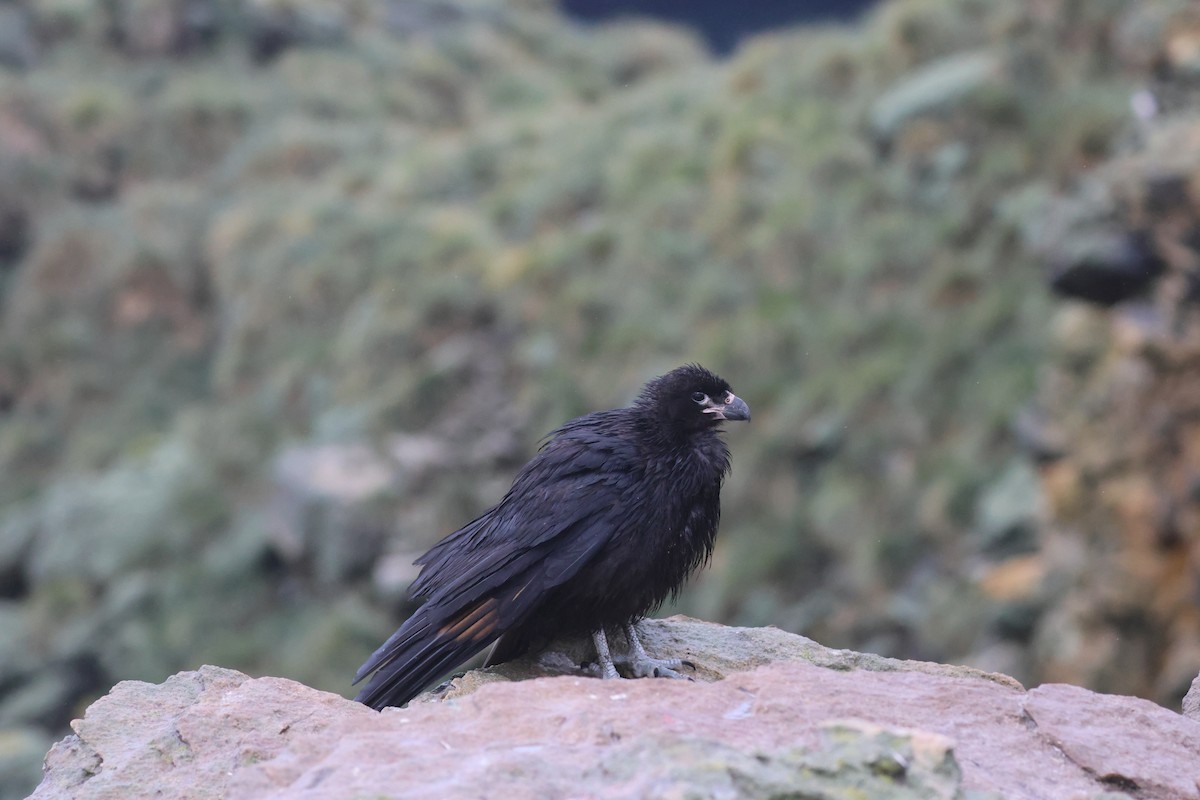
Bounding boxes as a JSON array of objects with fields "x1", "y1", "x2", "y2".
[{"x1": 636, "y1": 364, "x2": 751, "y2": 434}]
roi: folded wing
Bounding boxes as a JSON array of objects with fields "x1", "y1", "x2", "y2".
[{"x1": 353, "y1": 428, "x2": 633, "y2": 709}]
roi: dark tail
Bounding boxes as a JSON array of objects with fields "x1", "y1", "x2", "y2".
[{"x1": 353, "y1": 599, "x2": 502, "y2": 710}]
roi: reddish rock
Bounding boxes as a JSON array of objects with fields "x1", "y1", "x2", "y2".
[
  {"x1": 31, "y1": 618, "x2": 1200, "y2": 800},
  {"x1": 1024, "y1": 682, "x2": 1200, "y2": 799}
]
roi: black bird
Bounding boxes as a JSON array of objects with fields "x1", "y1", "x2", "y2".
[{"x1": 353, "y1": 364, "x2": 750, "y2": 709}]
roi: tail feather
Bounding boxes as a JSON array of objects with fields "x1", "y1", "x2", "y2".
[
  {"x1": 355, "y1": 517, "x2": 614, "y2": 709},
  {"x1": 353, "y1": 601, "x2": 504, "y2": 710},
  {"x1": 355, "y1": 634, "x2": 494, "y2": 710},
  {"x1": 353, "y1": 612, "x2": 429, "y2": 685}
]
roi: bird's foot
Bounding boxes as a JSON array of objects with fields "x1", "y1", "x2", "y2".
[
  {"x1": 590, "y1": 626, "x2": 695, "y2": 680},
  {"x1": 616, "y1": 621, "x2": 695, "y2": 679},
  {"x1": 615, "y1": 654, "x2": 694, "y2": 680}
]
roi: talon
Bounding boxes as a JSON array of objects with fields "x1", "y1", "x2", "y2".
[
  {"x1": 615, "y1": 622, "x2": 694, "y2": 679},
  {"x1": 647, "y1": 665, "x2": 692, "y2": 680}
]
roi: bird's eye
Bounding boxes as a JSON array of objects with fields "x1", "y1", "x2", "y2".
[{"x1": 691, "y1": 392, "x2": 708, "y2": 404}]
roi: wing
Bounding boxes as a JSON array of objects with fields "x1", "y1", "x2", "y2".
[
  {"x1": 354, "y1": 422, "x2": 635, "y2": 709},
  {"x1": 408, "y1": 412, "x2": 629, "y2": 601}
]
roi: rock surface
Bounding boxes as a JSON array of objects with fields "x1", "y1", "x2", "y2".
[
  {"x1": 31, "y1": 618, "x2": 1200, "y2": 800},
  {"x1": 1186, "y1": 671, "x2": 1200, "y2": 721}
]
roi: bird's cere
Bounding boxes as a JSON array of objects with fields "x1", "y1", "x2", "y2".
[{"x1": 353, "y1": 364, "x2": 748, "y2": 709}]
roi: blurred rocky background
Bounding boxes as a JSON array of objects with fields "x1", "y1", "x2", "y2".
[{"x1": 1, "y1": 0, "x2": 1199, "y2": 795}]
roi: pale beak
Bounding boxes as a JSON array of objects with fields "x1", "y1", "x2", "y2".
[{"x1": 702, "y1": 393, "x2": 751, "y2": 422}]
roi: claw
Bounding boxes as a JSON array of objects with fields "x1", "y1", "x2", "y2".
[
  {"x1": 616, "y1": 622, "x2": 695, "y2": 680},
  {"x1": 652, "y1": 665, "x2": 694, "y2": 680},
  {"x1": 623, "y1": 655, "x2": 692, "y2": 679},
  {"x1": 587, "y1": 624, "x2": 697, "y2": 682}
]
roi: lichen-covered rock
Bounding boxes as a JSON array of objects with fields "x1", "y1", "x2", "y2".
[{"x1": 30, "y1": 620, "x2": 1200, "y2": 800}]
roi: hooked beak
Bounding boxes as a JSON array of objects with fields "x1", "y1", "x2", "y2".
[{"x1": 703, "y1": 392, "x2": 751, "y2": 422}]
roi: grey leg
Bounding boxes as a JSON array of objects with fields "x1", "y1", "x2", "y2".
[
  {"x1": 618, "y1": 622, "x2": 691, "y2": 679},
  {"x1": 591, "y1": 628, "x2": 621, "y2": 680}
]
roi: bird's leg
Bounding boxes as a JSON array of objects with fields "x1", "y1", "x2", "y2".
[
  {"x1": 617, "y1": 621, "x2": 692, "y2": 679},
  {"x1": 591, "y1": 628, "x2": 621, "y2": 680}
]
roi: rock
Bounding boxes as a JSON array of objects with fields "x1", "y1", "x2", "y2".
[
  {"x1": 1186, "y1": 672, "x2": 1200, "y2": 721},
  {"x1": 1024, "y1": 682, "x2": 1200, "y2": 800},
  {"x1": 244, "y1": 0, "x2": 349, "y2": 63},
  {"x1": 427, "y1": 616, "x2": 1024, "y2": 702},
  {"x1": 1026, "y1": 174, "x2": 1171, "y2": 308},
  {"x1": 269, "y1": 442, "x2": 396, "y2": 586},
  {"x1": 30, "y1": 618, "x2": 1200, "y2": 800},
  {"x1": 868, "y1": 50, "x2": 1001, "y2": 143},
  {"x1": 973, "y1": 459, "x2": 1042, "y2": 557},
  {"x1": 1046, "y1": 229, "x2": 1167, "y2": 306}
]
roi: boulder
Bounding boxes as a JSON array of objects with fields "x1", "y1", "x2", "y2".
[
  {"x1": 1186, "y1": 672, "x2": 1200, "y2": 722},
  {"x1": 31, "y1": 617, "x2": 1200, "y2": 800}
]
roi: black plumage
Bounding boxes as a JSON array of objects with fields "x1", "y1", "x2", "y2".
[{"x1": 353, "y1": 364, "x2": 750, "y2": 709}]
